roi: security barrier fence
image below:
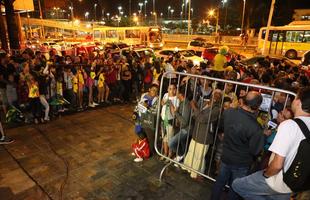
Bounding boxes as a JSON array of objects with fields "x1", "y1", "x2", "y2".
[{"x1": 154, "y1": 71, "x2": 296, "y2": 182}]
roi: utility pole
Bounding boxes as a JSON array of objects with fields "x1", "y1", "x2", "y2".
[
  {"x1": 215, "y1": 7, "x2": 219, "y2": 34},
  {"x1": 38, "y1": 0, "x2": 45, "y2": 38},
  {"x1": 4, "y1": 0, "x2": 21, "y2": 52},
  {"x1": 241, "y1": 0, "x2": 246, "y2": 33},
  {"x1": 262, "y1": 0, "x2": 276, "y2": 55},
  {"x1": 187, "y1": 0, "x2": 191, "y2": 35}
]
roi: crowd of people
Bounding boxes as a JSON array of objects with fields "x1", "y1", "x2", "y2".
[
  {"x1": 129, "y1": 47, "x2": 310, "y2": 199},
  {"x1": 0, "y1": 45, "x2": 309, "y2": 199}
]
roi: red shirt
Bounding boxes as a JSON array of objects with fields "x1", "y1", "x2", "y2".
[
  {"x1": 131, "y1": 139, "x2": 150, "y2": 159},
  {"x1": 105, "y1": 67, "x2": 117, "y2": 85}
]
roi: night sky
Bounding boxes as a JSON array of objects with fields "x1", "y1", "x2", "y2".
[
  {"x1": 69, "y1": 0, "x2": 310, "y2": 27},
  {"x1": 74, "y1": 0, "x2": 309, "y2": 16}
]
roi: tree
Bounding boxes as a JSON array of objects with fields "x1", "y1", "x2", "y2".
[{"x1": 3, "y1": 0, "x2": 20, "y2": 52}]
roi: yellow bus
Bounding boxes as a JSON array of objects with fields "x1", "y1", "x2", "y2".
[
  {"x1": 258, "y1": 21, "x2": 310, "y2": 59},
  {"x1": 93, "y1": 26, "x2": 164, "y2": 49}
]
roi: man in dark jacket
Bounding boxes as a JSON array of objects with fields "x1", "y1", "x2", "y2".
[{"x1": 211, "y1": 91, "x2": 264, "y2": 200}]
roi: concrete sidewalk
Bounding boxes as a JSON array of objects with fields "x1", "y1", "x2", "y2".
[{"x1": 0, "y1": 105, "x2": 213, "y2": 200}]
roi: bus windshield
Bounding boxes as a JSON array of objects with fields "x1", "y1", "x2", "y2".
[{"x1": 149, "y1": 29, "x2": 162, "y2": 43}]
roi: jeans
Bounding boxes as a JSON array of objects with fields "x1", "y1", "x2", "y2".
[
  {"x1": 232, "y1": 170, "x2": 291, "y2": 200},
  {"x1": 168, "y1": 129, "x2": 189, "y2": 157},
  {"x1": 39, "y1": 95, "x2": 50, "y2": 120},
  {"x1": 211, "y1": 162, "x2": 249, "y2": 200}
]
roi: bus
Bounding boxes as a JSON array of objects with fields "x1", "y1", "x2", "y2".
[
  {"x1": 258, "y1": 21, "x2": 310, "y2": 59},
  {"x1": 93, "y1": 26, "x2": 164, "y2": 49}
]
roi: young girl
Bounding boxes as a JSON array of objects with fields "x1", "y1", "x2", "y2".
[
  {"x1": 87, "y1": 66, "x2": 98, "y2": 107},
  {"x1": 77, "y1": 67, "x2": 84, "y2": 109},
  {"x1": 131, "y1": 134, "x2": 150, "y2": 162},
  {"x1": 27, "y1": 76, "x2": 43, "y2": 124},
  {"x1": 161, "y1": 84, "x2": 179, "y2": 158},
  {"x1": 97, "y1": 67, "x2": 106, "y2": 104}
]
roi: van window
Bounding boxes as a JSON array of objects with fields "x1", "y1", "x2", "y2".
[{"x1": 190, "y1": 41, "x2": 202, "y2": 47}]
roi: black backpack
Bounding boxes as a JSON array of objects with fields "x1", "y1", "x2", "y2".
[{"x1": 283, "y1": 118, "x2": 310, "y2": 192}]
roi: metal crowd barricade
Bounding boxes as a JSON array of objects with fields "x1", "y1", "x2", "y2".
[{"x1": 154, "y1": 71, "x2": 296, "y2": 183}]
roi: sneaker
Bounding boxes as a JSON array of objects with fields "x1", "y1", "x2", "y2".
[
  {"x1": 88, "y1": 103, "x2": 95, "y2": 108},
  {"x1": 0, "y1": 136, "x2": 14, "y2": 144},
  {"x1": 134, "y1": 157, "x2": 143, "y2": 162},
  {"x1": 93, "y1": 102, "x2": 99, "y2": 106},
  {"x1": 44, "y1": 117, "x2": 50, "y2": 121},
  {"x1": 175, "y1": 155, "x2": 184, "y2": 162}
]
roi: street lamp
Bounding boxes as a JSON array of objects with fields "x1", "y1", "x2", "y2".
[
  {"x1": 222, "y1": 0, "x2": 228, "y2": 29},
  {"x1": 208, "y1": 9, "x2": 219, "y2": 34},
  {"x1": 241, "y1": 0, "x2": 246, "y2": 33},
  {"x1": 167, "y1": 6, "x2": 171, "y2": 18},
  {"x1": 94, "y1": 3, "x2": 97, "y2": 21},
  {"x1": 139, "y1": 2, "x2": 143, "y2": 15},
  {"x1": 69, "y1": 6, "x2": 74, "y2": 21},
  {"x1": 118, "y1": 6, "x2": 123, "y2": 16},
  {"x1": 144, "y1": 1, "x2": 148, "y2": 19},
  {"x1": 85, "y1": 11, "x2": 89, "y2": 21},
  {"x1": 170, "y1": 9, "x2": 174, "y2": 19},
  {"x1": 181, "y1": 3, "x2": 185, "y2": 19}
]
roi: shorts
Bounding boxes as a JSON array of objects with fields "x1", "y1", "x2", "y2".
[{"x1": 162, "y1": 123, "x2": 174, "y2": 143}]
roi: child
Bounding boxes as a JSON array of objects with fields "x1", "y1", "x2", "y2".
[
  {"x1": 131, "y1": 134, "x2": 150, "y2": 162},
  {"x1": 27, "y1": 76, "x2": 43, "y2": 124},
  {"x1": 97, "y1": 67, "x2": 106, "y2": 104},
  {"x1": 77, "y1": 68, "x2": 84, "y2": 109},
  {"x1": 161, "y1": 84, "x2": 179, "y2": 158}
]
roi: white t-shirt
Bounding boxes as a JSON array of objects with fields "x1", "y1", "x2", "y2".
[
  {"x1": 266, "y1": 116, "x2": 310, "y2": 193},
  {"x1": 161, "y1": 93, "x2": 179, "y2": 120},
  {"x1": 164, "y1": 63, "x2": 177, "y2": 79}
]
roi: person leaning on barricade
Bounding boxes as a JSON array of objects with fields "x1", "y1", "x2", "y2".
[
  {"x1": 168, "y1": 85, "x2": 191, "y2": 162},
  {"x1": 133, "y1": 84, "x2": 159, "y2": 156},
  {"x1": 160, "y1": 84, "x2": 179, "y2": 159},
  {"x1": 182, "y1": 89, "x2": 222, "y2": 179},
  {"x1": 211, "y1": 91, "x2": 264, "y2": 200}
]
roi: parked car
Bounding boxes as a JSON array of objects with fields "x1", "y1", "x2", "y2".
[
  {"x1": 120, "y1": 48, "x2": 154, "y2": 59},
  {"x1": 238, "y1": 55, "x2": 297, "y2": 68},
  {"x1": 155, "y1": 48, "x2": 204, "y2": 65},
  {"x1": 201, "y1": 47, "x2": 245, "y2": 62},
  {"x1": 187, "y1": 38, "x2": 213, "y2": 55},
  {"x1": 104, "y1": 42, "x2": 129, "y2": 52}
]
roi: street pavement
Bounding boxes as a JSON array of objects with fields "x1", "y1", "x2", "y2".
[{"x1": 0, "y1": 105, "x2": 213, "y2": 200}]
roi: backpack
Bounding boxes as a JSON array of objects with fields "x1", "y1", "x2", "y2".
[{"x1": 283, "y1": 118, "x2": 310, "y2": 192}]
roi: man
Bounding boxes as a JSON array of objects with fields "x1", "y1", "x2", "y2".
[
  {"x1": 168, "y1": 85, "x2": 191, "y2": 161},
  {"x1": 212, "y1": 47, "x2": 228, "y2": 78},
  {"x1": 211, "y1": 91, "x2": 264, "y2": 200},
  {"x1": 232, "y1": 87, "x2": 310, "y2": 199}
]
